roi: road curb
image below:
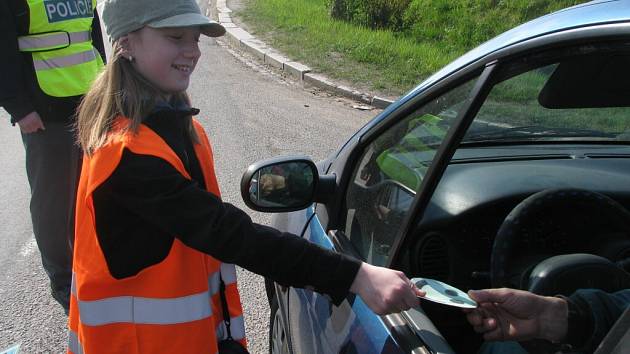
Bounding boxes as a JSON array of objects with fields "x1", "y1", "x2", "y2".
[{"x1": 211, "y1": 0, "x2": 395, "y2": 109}]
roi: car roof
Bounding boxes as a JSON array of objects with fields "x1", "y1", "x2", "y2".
[{"x1": 404, "y1": 0, "x2": 630, "y2": 101}]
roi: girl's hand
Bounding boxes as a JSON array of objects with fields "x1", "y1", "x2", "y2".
[{"x1": 350, "y1": 262, "x2": 425, "y2": 315}]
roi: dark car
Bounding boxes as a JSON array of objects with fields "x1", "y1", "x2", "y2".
[{"x1": 240, "y1": 1, "x2": 630, "y2": 353}]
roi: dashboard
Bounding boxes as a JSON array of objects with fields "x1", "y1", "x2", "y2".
[
  {"x1": 396, "y1": 144, "x2": 630, "y2": 352},
  {"x1": 409, "y1": 144, "x2": 630, "y2": 289}
]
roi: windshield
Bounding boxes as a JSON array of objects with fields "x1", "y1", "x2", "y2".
[{"x1": 463, "y1": 58, "x2": 630, "y2": 144}]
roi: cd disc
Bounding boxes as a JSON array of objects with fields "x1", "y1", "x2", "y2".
[{"x1": 412, "y1": 277, "x2": 477, "y2": 308}]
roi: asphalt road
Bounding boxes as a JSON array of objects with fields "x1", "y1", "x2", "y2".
[{"x1": 0, "y1": 30, "x2": 377, "y2": 353}]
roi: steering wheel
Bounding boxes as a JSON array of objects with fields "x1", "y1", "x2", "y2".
[{"x1": 491, "y1": 188, "x2": 630, "y2": 296}]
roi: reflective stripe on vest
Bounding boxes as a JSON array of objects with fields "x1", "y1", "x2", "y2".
[
  {"x1": 78, "y1": 292, "x2": 213, "y2": 326},
  {"x1": 69, "y1": 312, "x2": 246, "y2": 353},
  {"x1": 208, "y1": 263, "x2": 245, "y2": 341},
  {"x1": 32, "y1": 49, "x2": 96, "y2": 70},
  {"x1": 216, "y1": 315, "x2": 246, "y2": 341},
  {"x1": 68, "y1": 330, "x2": 84, "y2": 354},
  {"x1": 23, "y1": 0, "x2": 103, "y2": 97},
  {"x1": 18, "y1": 30, "x2": 91, "y2": 52},
  {"x1": 208, "y1": 263, "x2": 238, "y2": 295},
  {"x1": 71, "y1": 271, "x2": 213, "y2": 326}
]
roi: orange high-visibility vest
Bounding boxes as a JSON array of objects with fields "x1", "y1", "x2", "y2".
[{"x1": 68, "y1": 118, "x2": 246, "y2": 354}]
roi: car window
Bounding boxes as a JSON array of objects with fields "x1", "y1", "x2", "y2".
[
  {"x1": 465, "y1": 53, "x2": 630, "y2": 144},
  {"x1": 341, "y1": 77, "x2": 479, "y2": 265}
]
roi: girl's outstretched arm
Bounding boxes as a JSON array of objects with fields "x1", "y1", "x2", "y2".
[{"x1": 92, "y1": 113, "x2": 424, "y2": 316}]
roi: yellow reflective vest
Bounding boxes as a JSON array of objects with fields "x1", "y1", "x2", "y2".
[{"x1": 17, "y1": 0, "x2": 104, "y2": 97}]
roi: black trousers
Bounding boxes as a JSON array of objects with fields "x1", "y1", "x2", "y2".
[{"x1": 21, "y1": 122, "x2": 81, "y2": 311}]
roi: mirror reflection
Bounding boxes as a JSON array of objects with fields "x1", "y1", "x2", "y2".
[{"x1": 248, "y1": 161, "x2": 315, "y2": 208}]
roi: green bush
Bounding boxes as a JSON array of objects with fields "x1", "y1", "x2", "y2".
[
  {"x1": 360, "y1": 0, "x2": 411, "y2": 31},
  {"x1": 328, "y1": 0, "x2": 358, "y2": 22},
  {"x1": 402, "y1": 0, "x2": 587, "y2": 51},
  {"x1": 328, "y1": 0, "x2": 587, "y2": 47},
  {"x1": 328, "y1": 0, "x2": 411, "y2": 31}
]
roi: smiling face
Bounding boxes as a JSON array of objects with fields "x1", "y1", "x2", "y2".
[{"x1": 123, "y1": 26, "x2": 201, "y2": 96}]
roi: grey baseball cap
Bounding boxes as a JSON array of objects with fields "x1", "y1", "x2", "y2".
[{"x1": 101, "y1": 0, "x2": 226, "y2": 41}]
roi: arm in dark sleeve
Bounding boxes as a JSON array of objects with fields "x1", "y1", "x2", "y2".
[
  {"x1": 101, "y1": 151, "x2": 360, "y2": 304},
  {"x1": 0, "y1": 2, "x2": 35, "y2": 122},
  {"x1": 564, "y1": 288, "x2": 630, "y2": 352},
  {"x1": 91, "y1": 10, "x2": 107, "y2": 63}
]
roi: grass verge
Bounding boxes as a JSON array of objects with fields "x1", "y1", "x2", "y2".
[
  {"x1": 237, "y1": 0, "x2": 586, "y2": 97},
  {"x1": 238, "y1": 0, "x2": 458, "y2": 97}
]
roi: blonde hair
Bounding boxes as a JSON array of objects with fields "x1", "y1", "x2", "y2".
[{"x1": 76, "y1": 41, "x2": 198, "y2": 155}]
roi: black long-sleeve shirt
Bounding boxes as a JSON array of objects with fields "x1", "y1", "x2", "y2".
[
  {"x1": 91, "y1": 107, "x2": 361, "y2": 305},
  {"x1": 0, "y1": 1, "x2": 106, "y2": 123},
  {"x1": 564, "y1": 289, "x2": 630, "y2": 353}
]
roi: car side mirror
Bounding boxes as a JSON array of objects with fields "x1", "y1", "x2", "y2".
[{"x1": 240, "y1": 156, "x2": 336, "y2": 212}]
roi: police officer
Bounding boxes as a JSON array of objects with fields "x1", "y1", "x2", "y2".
[{"x1": 0, "y1": 0, "x2": 105, "y2": 313}]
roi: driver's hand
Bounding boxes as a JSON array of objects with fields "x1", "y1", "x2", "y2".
[{"x1": 463, "y1": 288, "x2": 568, "y2": 343}]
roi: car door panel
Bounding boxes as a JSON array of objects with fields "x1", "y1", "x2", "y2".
[
  {"x1": 270, "y1": 205, "x2": 314, "y2": 236},
  {"x1": 287, "y1": 210, "x2": 405, "y2": 353},
  {"x1": 283, "y1": 76, "x2": 486, "y2": 354}
]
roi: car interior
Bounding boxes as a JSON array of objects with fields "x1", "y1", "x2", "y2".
[{"x1": 341, "y1": 41, "x2": 630, "y2": 353}]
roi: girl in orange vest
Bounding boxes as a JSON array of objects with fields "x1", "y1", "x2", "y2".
[{"x1": 69, "y1": 0, "x2": 424, "y2": 353}]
